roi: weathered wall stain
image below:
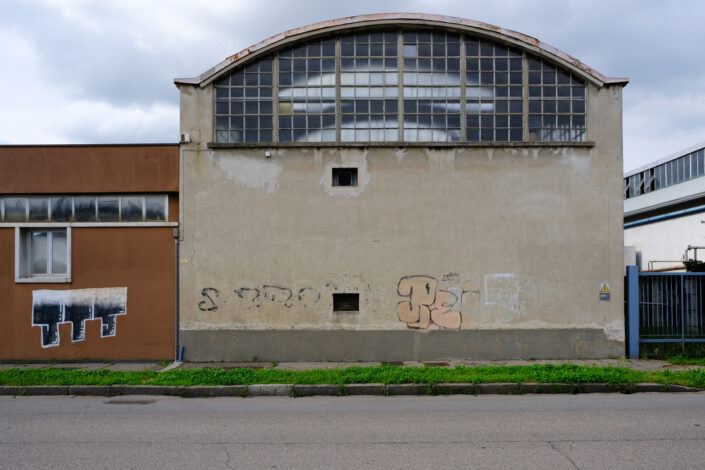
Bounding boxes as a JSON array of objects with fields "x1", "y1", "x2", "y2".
[
  {"x1": 198, "y1": 285, "x2": 320, "y2": 311},
  {"x1": 32, "y1": 288, "x2": 127, "y2": 348},
  {"x1": 396, "y1": 275, "x2": 462, "y2": 329}
]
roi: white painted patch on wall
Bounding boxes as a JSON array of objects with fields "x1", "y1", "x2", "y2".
[
  {"x1": 394, "y1": 148, "x2": 407, "y2": 161},
  {"x1": 559, "y1": 148, "x2": 590, "y2": 177},
  {"x1": 603, "y1": 320, "x2": 625, "y2": 342},
  {"x1": 32, "y1": 287, "x2": 127, "y2": 348},
  {"x1": 212, "y1": 152, "x2": 282, "y2": 194},
  {"x1": 483, "y1": 273, "x2": 525, "y2": 323}
]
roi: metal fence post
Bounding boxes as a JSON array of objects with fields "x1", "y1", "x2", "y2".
[
  {"x1": 680, "y1": 273, "x2": 685, "y2": 353},
  {"x1": 627, "y1": 265, "x2": 640, "y2": 359}
]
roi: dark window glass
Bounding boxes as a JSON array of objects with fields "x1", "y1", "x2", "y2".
[
  {"x1": 74, "y1": 197, "x2": 96, "y2": 222},
  {"x1": 51, "y1": 197, "x2": 72, "y2": 222},
  {"x1": 97, "y1": 197, "x2": 119, "y2": 222}
]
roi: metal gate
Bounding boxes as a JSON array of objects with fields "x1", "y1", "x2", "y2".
[{"x1": 625, "y1": 265, "x2": 705, "y2": 358}]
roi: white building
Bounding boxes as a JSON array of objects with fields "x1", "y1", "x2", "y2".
[{"x1": 624, "y1": 142, "x2": 705, "y2": 271}]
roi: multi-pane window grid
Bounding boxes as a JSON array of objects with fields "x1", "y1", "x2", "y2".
[
  {"x1": 0, "y1": 195, "x2": 168, "y2": 223},
  {"x1": 623, "y1": 148, "x2": 705, "y2": 199},
  {"x1": 279, "y1": 40, "x2": 336, "y2": 143},
  {"x1": 402, "y1": 31, "x2": 461, "y2": 142},
  {"x1": 341, "y1": 32, "x2": 399, "y2": 142},
  {"x1": 214, "y1": 31, "x2": 588, "y2": 144},
  {"x1": 465, "y1": 40, "x2": 523, "y2": 142},
  {"x1": 215, "y1": 57, "x2": 274, "y2": 143},
  {"x1": 528, "y1": 57, "x2": 586, "y2": 142}
]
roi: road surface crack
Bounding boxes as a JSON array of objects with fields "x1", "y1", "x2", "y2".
[
  {"x1": 223, "y1": 446, "x2": 235, "y2": 470},
  {"x1": 549, "y1": 441, "x2": 579, "y2": 469}
]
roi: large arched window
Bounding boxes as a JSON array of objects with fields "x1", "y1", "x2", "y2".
[{"x1": 214, "y1": 28, "x2": 586, "y2": 144}]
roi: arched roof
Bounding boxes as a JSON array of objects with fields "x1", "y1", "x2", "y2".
[{"x1": 174, "y1": 13, "x2": 628, "y2": 88}]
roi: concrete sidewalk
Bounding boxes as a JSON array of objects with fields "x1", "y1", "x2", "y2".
[{"x1": 0, "y1": 358, "x2": 702, "y2": 372}]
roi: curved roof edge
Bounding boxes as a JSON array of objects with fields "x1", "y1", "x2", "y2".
[{"x1": 175, "y1": 14, "x2": 629, "y2": 89}]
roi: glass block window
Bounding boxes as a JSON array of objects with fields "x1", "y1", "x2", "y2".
[
  {"x1": 402, "y1": 31, "x2": 461, "y2": 142},
  {"x1": 0, "y1": 195, "x2": 169, "y2": 223},
  {"x1": 340, "y1": 31, "x2": 399, "y2": 142},
  {"x1": 212, "y1": 28, "x2": 593, "y2": 144},
  {"x1": 528, "y1": 56, "x2": 586, "y2": 142},
  {"x1": 465, "y1": 39, "x2": 523, "y2": 142},
  {"x1": 279, "y1": 40, "x2": 336, "y2": 143},
  {"x1": 215, "y1": 57, "x2": 274, "y2": 143}
]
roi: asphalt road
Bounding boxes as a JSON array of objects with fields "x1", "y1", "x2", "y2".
[{"x1": 1, "y1": 393, "x2": 704, "y2": 469}]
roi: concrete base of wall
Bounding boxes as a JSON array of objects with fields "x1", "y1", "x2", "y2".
[{"x1": 179, "y1": 329, "x2": 624, "y2": 361}]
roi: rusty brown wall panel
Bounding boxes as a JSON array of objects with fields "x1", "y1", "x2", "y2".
[
  {"x1": 0, "y1": 227, "x2": 175, "y2": 360},
  {"x1": 0, "y1": 145, "x2": 178, "y2": 194}
]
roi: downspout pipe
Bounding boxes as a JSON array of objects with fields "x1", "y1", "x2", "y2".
[{"x1": 173, "y1": 227, "x2": 179, "y2": 362}]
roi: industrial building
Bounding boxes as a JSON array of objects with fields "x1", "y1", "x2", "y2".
[
  {"x1": 0, "y1": 144, "x2": 178, "y2": 360},
  {"x1": 174, "y1": 13, "x2": 628, "y2": 361},
  {"x1": 624, "y1": 142, "x2": 705, "y2": 272}
]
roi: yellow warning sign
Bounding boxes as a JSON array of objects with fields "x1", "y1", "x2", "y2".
[{"x1": 600, "y1": 283, "x2": 610, "y2": 293}]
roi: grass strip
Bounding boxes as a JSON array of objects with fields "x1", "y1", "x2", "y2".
[
  {"x1": 667, "y1": 355, "x2": 705, "y2": 366},
  {"x1": 0, "y1": 364, "x2": 703, "y2": 389}
]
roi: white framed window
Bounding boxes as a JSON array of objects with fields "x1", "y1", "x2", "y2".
[{"x1": 15, "y1": 227, "x2": 72, "y2": 283}]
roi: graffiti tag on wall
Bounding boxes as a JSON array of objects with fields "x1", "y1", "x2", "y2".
[
  {"x1": 396, "y1": 275, "x2": 463, "y2": 329},
  {"x1": 32, "y1": 288, "x2": 127, "y2": 348},
  {"x1": 396, "y1": 273, "x2": 527, "y2": 330},
  {"x1": 198, "y1": 285, "x2": 320, "y2": 312}
]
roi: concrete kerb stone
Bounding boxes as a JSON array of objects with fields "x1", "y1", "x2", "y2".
[
  {"x1": 293, "y1": 384, "x2": 342, "y2": 397},
  {"x1": 109, "y1": 385, "x2": 184, "y2": 397},
  {"x1": 386, "y1": 384, "x2": 431, "y2": 395},
  {"x1": 0, "y1": 382, "x2": 699, "y2": 397},
  {"x1": 433, "y1": 383, "x2": 476, "y2": 395},
  {"x1": 69, "y1": 385, "x2": 110, "y2": 396},
  {"x1": 181, "y1": 385, "x2": 247, "y2": 398},
  {"x1": 0, "y1": 386, "x2": 69, "y2": 396},
  {"x1": 345, "y1": 383, "x2": 386, "y2": 395},
  {"x1": 475, "y1": 383, "x2": 520, "y2": 394},
  {"x1": 247, "y1": 384, "x2": 293, "y2": 397}
]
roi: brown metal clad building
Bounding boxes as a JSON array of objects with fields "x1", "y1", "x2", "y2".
[{"x1": 0, "y1": 144, "x2": 178, "y2": 360}]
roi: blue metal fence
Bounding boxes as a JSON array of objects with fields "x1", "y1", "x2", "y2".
[{"x1": 625, "y1": 266, "x2": 705, "y2": 358}]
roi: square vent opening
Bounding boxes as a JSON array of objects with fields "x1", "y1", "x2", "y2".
[
  {"x1": 333, "y1": 293, "x2": 359, "y2": 312},
  {"x1": 332, "y1": 168, "x2": 358, "y2": 187}
]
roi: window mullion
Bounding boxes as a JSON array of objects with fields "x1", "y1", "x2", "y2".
[
  {"x1": 273, "y1": 52, "x2": 279, "y2": 143},
  {"x1": 397, "y1": 30, "x2": 404, "y2": 143},
  {"x1": 335, "y1": 37, "x2": 341, "y2": 143},
  {"x1": 460, "y1": 36, "x2": 467, "y2": 142},
  {"x1": 47, "y1": 231, "x2": 53, "y2": 275},
  {"x1": 522, "y1": 52, "x2": 529, "y2": 141}
]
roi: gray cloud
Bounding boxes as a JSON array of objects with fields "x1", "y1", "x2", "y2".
[{"x1": 1, "y1": 0, "x2": 703, "y2": 170}]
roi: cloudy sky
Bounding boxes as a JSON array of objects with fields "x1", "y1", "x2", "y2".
[{"x1": 2, "y1": 0, "x2": 703, "y2": 171}]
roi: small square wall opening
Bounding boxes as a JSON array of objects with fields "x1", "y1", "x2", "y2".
[
  {"x1": 332, "y1": 168, "x2": 358, "y2": 187},
  {"x1": 333, "y1": 293, "x2": 359, "y2": 312}
]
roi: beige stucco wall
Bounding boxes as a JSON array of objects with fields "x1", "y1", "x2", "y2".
[{"x1": 176, "y1": 81, "x2": 625, "y2": 357}]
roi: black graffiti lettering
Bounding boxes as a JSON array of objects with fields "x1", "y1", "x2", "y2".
[
  {"x1": 297, "y1": 287, "x2": 321, "y2": 306},
  {"x1": 234, "y1": 287, "x2": 261, "y2": 306},
  {"x1": 64, "y1": 304, "x2": 92, "y2": 341},
  {"x1": 32, "y1": 288, "x2": 127, "y2": 348},
  {"x1": 198, "y1": 288, "x2": 220, "y2": 311},
  {"x1": 94, "y1": 302, "x2": 126, "y2": 337},
  {"x1": 32, "y1": 302, "x2": 62, "y2": 347},
  {"x1": 262, "y1": 286, "x2": 293, "y2": 308}
]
